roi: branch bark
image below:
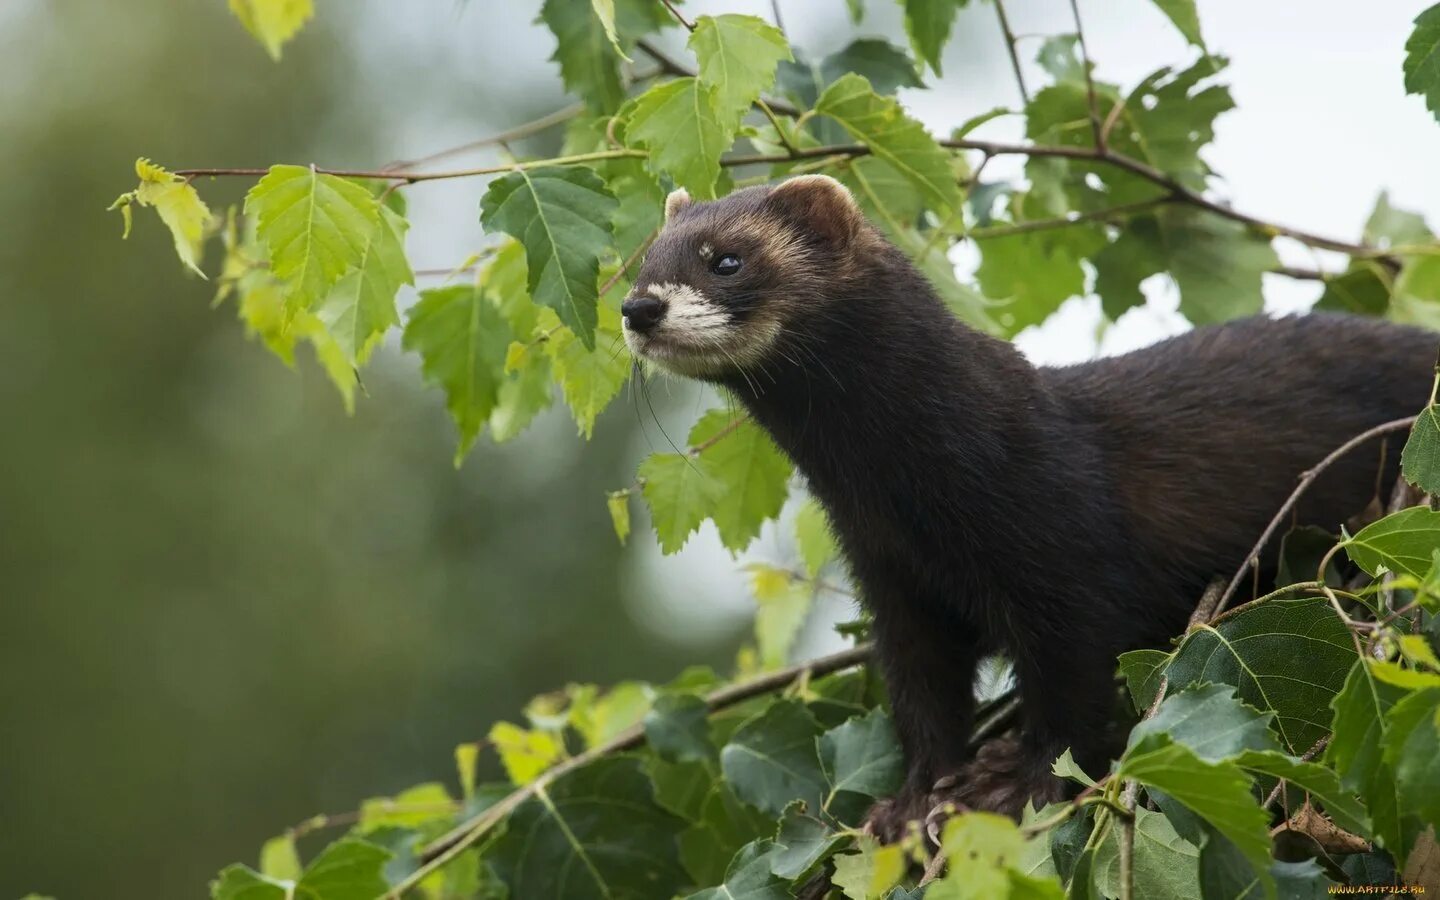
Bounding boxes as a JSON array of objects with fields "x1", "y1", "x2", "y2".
[
  {"x1": 1212, "y1": 416, "x2": 1417, "y2": 615},
  {"x1": 394, "y1": 643, "x2": 873, "y2": 897}
]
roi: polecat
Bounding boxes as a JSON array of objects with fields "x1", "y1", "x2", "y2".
[{"x1": 621, "y1": 174, "x2": 1435, "y2": 836}]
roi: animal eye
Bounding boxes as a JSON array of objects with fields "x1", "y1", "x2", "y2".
[{"x1": 711, "y1": 254, "x2": 742, "y2": 276}]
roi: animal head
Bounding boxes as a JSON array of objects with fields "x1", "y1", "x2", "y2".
[{"x1": 622, "y1": 174, "x2": 875, "y2": 379}]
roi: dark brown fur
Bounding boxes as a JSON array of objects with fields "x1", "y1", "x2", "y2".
[{"x1": 625, "y1": 177, "x2": 1436, "y2": 836}]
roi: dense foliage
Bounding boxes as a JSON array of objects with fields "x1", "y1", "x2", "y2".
[{"x1": 101, "y1": 0, "x2": 1440, "y2": 897}]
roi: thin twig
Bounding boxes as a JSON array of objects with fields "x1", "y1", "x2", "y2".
[
  {"x1": 175, "y1": 149, "x2": 645, "y2": 185},
  {"x1": 968, "y1": 196, "x2": 1170, "y2": 240},
  {"x1": 1213, "y1": 417, "x2": 1417, "y2": 615},
  {"x1": 1118, "y1": 674, "x2": 1167, "y2": 900},
  {"x1": 1262, "y1": 735, "x2": 1331, "y2": 811},
  {"x1": 1067, "y1": 0, "x2": 1105, "y2": 151},
  {"x1": 382, "y1": 103, "x2": 585, "y2": 172},
  {"x1": 659, "y1": 0, "x2": 694, "y2": 31},
  {"x1": 398, "y1": 644, "x2": 873, "y2": 896},
  {"x1": 993, "y1": 0, "x2": 1031, "y2": 105},
  {"x1": 770, "y1": 0, "x2": 787, "y2": 36}
]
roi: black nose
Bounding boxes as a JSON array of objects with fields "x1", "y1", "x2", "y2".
[{"x1": 622, "y1": 295, "x2": 666, "y2": 333}]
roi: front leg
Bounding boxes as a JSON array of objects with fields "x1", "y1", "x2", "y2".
[
  {"x1": 957, "y1": 624, "x2": 1119, "y2": 817},
  {"x1": 863, "y1": 596, "x2": 982, "y2": 842}
]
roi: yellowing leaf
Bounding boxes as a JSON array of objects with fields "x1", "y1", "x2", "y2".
[
  {"x1": 746, "y1": 563, "x2": 812, "y2": 668},
  {"x1": 112, "y1": 158, "x2": 213, "y2": 276},
  {"x1": 831, "y1": 838, "x2": 905, "y2": 899},
  {"x1": 455, "y1": 743, "x2": 480, "y2": 800},
  {"x1": 358, "y1": 782, "x2": 455, "y2": 831},
  {"x1": 489, "y1": 721, "x2": 565, "y2": 785},
  {"x1": 228, "y1": 0, "x2": 314, "y2": 60},
  {"x1": 606, "y1": 490, "x2": 632, "y2": 545},
  {"x1": 245, "y1": 165, "x2": 381, "y2": 318},
  {"x1": 794, "y1": 497, "x2": 838, "y2": 578},
  {"x1": 258, "y1": 834, "x2": 301, "y2": 881}
]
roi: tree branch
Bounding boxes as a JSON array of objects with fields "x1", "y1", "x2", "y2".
[
  {"x1": 992, "y1": 0, "x2": 1031, "y2": 105},
  {"x1": 397, "y1": 643, "x2": 874, "y2": 897},
  {"x1": 1067, "y1": 0, "x2": 1105, "y2": 152},
  {"x1": 1213, "y1": 416, "x2": 1417, "y2": 615},
  {"x1": 174, "y1": 149, "x2": 646, "y2": 184},
  {"x1": 382, "y1": 103, "x2": 585, "y2": 173}
]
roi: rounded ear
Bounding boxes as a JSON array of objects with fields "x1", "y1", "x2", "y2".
[
  {"x1": 766, "y1": 175, "x2": 864, "y2": 247},
  {"x1": 664, "y1": 188, "x2": 693, "y2": 222}
]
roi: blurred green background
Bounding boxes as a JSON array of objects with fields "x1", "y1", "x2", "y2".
[
  {"x1": 4, "y1": 0, "x2": 1437, "y2": 896},
  {"x1": 0, "y1": 3, "x2": 748, "y2": 896}
]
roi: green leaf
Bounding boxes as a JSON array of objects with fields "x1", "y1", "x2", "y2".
[
  {"x1": 720, "y1": 699, "x2": 828, "y2": 817},
  {"x1": 832, "y1": 838, "x2": 906, "y2": 899},
  {"x1": 1326, "y1": 660, "x2": 1414, "y2": 857},
  {"x1": 546, "y1": 307, "x2": 630, "y2": 438},
  {"x1": 1345, "y1": 506, "x2": 1440, "y2": 579},
  {"x1": 778, "y1": 40, "x2": 921, "y2": 115},
  {"x1": 115, "y1": 158, "x2": 213, "y2": 276},
  {"x1": 1118, "y1": 648, "x2": 1171, "y2": 715},
  {"x1": 640, "y1": 452, "x2": 718, "y2": 554},
  {"x1": 1149, "y1": 0, "x2": 1204, "y2": 47},
  {"x1": 211, "y1": 865, "x2": 286, "y2": 900},
  {"x1": 794, "y1": 497, "x2": 839, "y2": 578},
  {"x1": 1365, "y1": 191, "x2": 1433, "y2": 248},
  {"x1": 628, "y1": 78, "x2": 733, "y2": 201},
  {"x1": 1127, "y1": 684, "x2": 1281, "y2": 764},
  {"x1": 1314, "y1": 262, "x2": 1393, "y2": 316},
  {"x1": 214, "y1": 838, "x2": 391, "y2": 900},
  {"x1": 456, "y1": 743, "x2": 480, "y2": 801},
  {"x1": 684, "y1": 840, "x2": 791, "y2": 900},
  {"x1": 1402, "y1": 404, "x2": 1440, "y2": 496},
  {"x1": 480, "y1": 166, "x2": 618, "y2": 349},
  {"x1": 1092, "y1": 215, "x2": 1166, "y2": 320},
  {"x1": 816, "y1": 74, "x2": 962, "y2": 216},
  {"x1": 976, "y1": 225, "x2": 1103, "y2": 336},
  {"x1": 491, "y1": 347, "x2": 554, "y2": 443},
  {"x1": 898, "y1": 0, "x2": 967, "y2": 75},
  {"x1": 1382, "y1": 686, "x2": 1440, "y2": 826},
  {"x1": 1051, "y1": 748, "x2": 1097, "y2": 788},
  {"x1": 228, "y1": 0, "x2": 313, "y2": 60},
  {"x1": 489, "y1": 756, "x2": 688, "y2": 899},
  {"x1": 818, "y1": 709, "x2": 905, "y2": 812},
  {"x1": 245, "y1": 166, "x2": 381, "y2": 317},
  {"x1": 402, "y1": 285, "x2": 511, "y2": 465},
  {"x1": 1231, "y1": 749, "x2": 1369, "y2": 837},
  {"x1": 1100, "y1": 207, "x2": 1280, "y2": 326},
  {"x1": 691, "y1": 412, "x2": 792, "y2": 553},
  {"x1": 678, "y1": 782, "x2": 777, "y2": 885},
  {"x1": 690, "y1": 14, "x2": 792, "y2": 124},
  {"x1": 1405, "y1": 4, "x2": 1440, "y2": 123},
  {"x1": 747, "y1": 564, "x2": 813, "y2": 668},
  {"x1": 770, "y1": 803, "x2": 847, "y2": 880},
  {"x1": 931, "y1": 813, "x2": 1063, "y2": 899},
  {"x1": 1092, "y1": 808, "x2": 1200, "y2": 900},
  {"x1": 1160, "y1": 596, "x2": 1354, "y2": 755},
  {"x1": 541, "y1": 0, "x2": 625, "y2": 112},
  {"x1": 314, "y1": 206, "x2": 411, "y2": 366},
  {"x1": 644, "y1": 693, "x2": 714, "y2": 763},
  {"x1": 1117, "y1": 739, "x2": 1272, "y2": 896},
  {"x1": 589, "y1": 0, "x2": 628, "y2": 59}
]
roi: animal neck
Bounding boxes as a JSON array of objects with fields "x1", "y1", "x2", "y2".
[{"x1": 716, "y1": 265, "x2": 1055, "y2": 503}]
